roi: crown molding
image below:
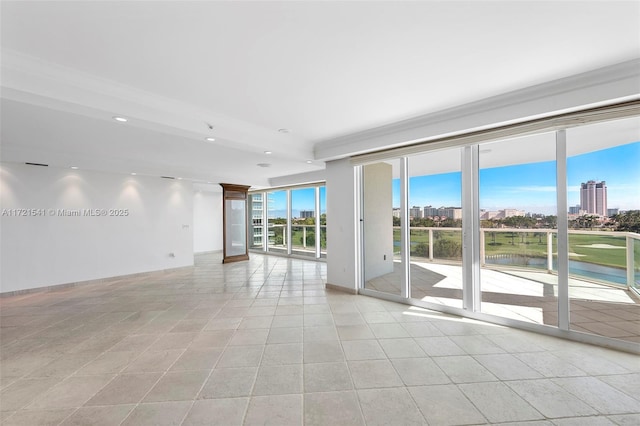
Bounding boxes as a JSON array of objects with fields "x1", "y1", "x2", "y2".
[
  {"x1": 314, "y1": 59, "x2": 640, "y2": 161},
  {"x1": 1, "y1": 49, "x2": 313, "y2": 159}
]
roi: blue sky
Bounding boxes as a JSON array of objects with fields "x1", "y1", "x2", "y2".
[
  {"x1": 268, "y1": 186, "x2": 326, "y2": 218},
  {"x1": 266, "y1": 143, "x2": 639, "y2": 217},
  {"x1": 400, "y1": 142, "x2": 640, "y2": 215}
]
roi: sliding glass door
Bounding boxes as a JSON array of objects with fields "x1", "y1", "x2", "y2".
[
  {"x1": 408, "y1": 149, "x2": 463, "y2": 308},
  {"x1": 291, "y1": 187, "x2": 316, "y2": 258},
  {"x1": 478, "y1": 132, "x2": 558, "y2": 326},
  {"x1": 267, "y1": 190, "x2": 287, "y2": 254},
  {"x1": 362, "y1": 159, "x2": 403, "y2": 296},
  {"x1": 359, "y1": 113, "x2": 640, "y2": 349},
  {"x1": 566, "y1": 117, "x2": 640, "y2": 343},
  {"x1": 249, "y1": 183, "x2": 327, "y2": 260}
]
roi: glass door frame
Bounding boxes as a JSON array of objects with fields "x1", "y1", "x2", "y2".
[
  {"x1": 356, "y1": 104, "x2": 640, "y2": 353},
  {"x1": 248, "y1": 183, "x2": 327, "y2": 261}
]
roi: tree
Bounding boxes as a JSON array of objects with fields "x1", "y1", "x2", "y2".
[
  {"x1": 613, "y1": 210, "x2": 640, "y2": 233},
  {"x1": 440, "y1": 218, "x2": 461, "y2": 228},
  {"x1": 480, "y1": 220, "x2": 494, "y2": 229},
  {"x1": 544, "y1": 215, "x2": 557, "y2": 228},
  {"x1": 301, "y1": 230, "x2": 315, "y2": 246},
  {"x1": 272, "y1": 227, "x2": 284, "y2": 245},
  {"x1": 534, "y1": 232, "x2": 544, "y2": 244},
  {"x1": 574, "y1": 214, "x2": 598, "y2": 230},
  {"x1": 413, "y1": 242, "x2": 429, "y2": 258},
  {"x1": 433, "y1": 239, "x2": 462, "y2": 259}
]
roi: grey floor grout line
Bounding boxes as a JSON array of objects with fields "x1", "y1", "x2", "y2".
[{"x1": 1, "y1": 253, "x2": 638, "y2": 426}]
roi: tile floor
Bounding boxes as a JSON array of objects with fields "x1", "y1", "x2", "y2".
[
  {"x1": 0, "y1": 252, "x2": 639, "y2": 425},
  {"x1": 366, "y1": 262, "x2": 640, "y2": 343}
]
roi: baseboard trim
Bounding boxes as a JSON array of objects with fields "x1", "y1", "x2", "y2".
[
  {"x1": 0, "y1": 265, "x2": 193, "y2": 298},
  {"x1": 194, "y1": 249, "x2": 223, "y2": 255},
  {"x1": 325, "y1": 283, "x2": 358, "y2": 294}
]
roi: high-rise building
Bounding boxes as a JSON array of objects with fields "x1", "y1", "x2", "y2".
[
  {"x1": 299, "y1": 210, "x2": 314, "y2": 218},
  {"x1": 502, "y1": 208, "x2": 525, "y2": 218},
  {"x1": 580, "y1": 180, "x2": 607, "y2": 216},
  {"x1": 409, "y1": 206, "x2": 423, "y2": 219},
  {"x1": 423, "y1": 206, "x2": 462, "y2": 219},
  {"x1": 423, "y1": 206, "x2": 438, "y2": 218},
  {"x1": 250, "y1": 193, "x2": 264, "y2": 246}
]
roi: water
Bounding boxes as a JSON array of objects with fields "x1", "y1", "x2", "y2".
[{"x1": 485, "y1": 255, "x2": 639, "y2": 286}]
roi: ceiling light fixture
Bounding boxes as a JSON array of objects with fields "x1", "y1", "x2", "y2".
[
  {"x1": 205, "y1": 137, "x2": 216, "y2": 142},
  {"x1": 131, "y1": 172, "x2": 137, "y2": 176},
  {"x1": 113, "y1": 116, "x2": 128, "y2": 122},
  {"x1": 306, "y1": 160, "x2": 313, "y2": 164},
  {"x1": 70, "y1": 166, "x2": 79, "y2": 170},
  {"x1": 264, "y1": 151, "x2": 272, "y2": 155}
]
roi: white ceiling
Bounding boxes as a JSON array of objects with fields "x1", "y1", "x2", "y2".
[{"x1": 1, "y1": 1, "x2": 639, "y2": 187}]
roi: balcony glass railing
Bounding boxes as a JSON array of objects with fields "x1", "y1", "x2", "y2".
[
  {"x1": 395, "y1": 226, "x2": 640, "y2": 289},
  {"x1": 267, "y1": 224, "x2": 327, "y2": 256},
  {"x1": 634, "y1": 238, "x2": 640, "y2": 293}
]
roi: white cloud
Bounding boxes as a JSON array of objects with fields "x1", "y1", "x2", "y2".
[{"x1": 513, "y1": 186, "x2": 558, "y2": 193}]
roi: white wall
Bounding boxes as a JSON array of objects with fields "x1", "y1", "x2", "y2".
[
  {"x1": 363, "y1": 163, "x2": 394, "y2": 281},
  {"x1": 269, "y1": 169, "x2": 326, "y2": 188},
  {"x1": 325, "y1": 158, "x2": 357, "y2": 291},
  {"x1": 0, "y1": 163, "x2": 194, "y2": 293},
  {"x1": 193, "y1": 189, "x2": 223, "y2": 253}
]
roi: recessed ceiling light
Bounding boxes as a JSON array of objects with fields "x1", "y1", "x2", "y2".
[
  {"x1": 306, "y1": 160, "x2": 313, "y2": 164},
  {"x1": 177, "y1": 177, "x2": 183, "y2": 180},
  {"x1": 257, "y1": 163, "x2": 271, "y2": 168},
  {"x1": 113, "y1": 116, "x2": 128, "y2": 122},
  {"x1": 278, "y1": 128, "x2": 290, "y2": 133},
  {"x1": 205, "y1": 137, "x2": 216, "y2": 142},
  {"x1": 264, "y1": 151, "x2": 272, "y2": 155},
  {"x1": 70, "y1": 166, "x2": 79, "y2": 170},
  {"x1": 131, "y1": 172, "x2": 137, "y2": 175}
]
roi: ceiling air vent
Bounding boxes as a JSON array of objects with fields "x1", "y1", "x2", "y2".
[
  {"x1": 25, "y1": 162, "x2": 49, "y2": 167},
  {"x1": 160, "y1": 176, "x2": 176, "y2": 179}
]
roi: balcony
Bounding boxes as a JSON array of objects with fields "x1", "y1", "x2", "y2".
[
  {"x1": 266, "y1": 224, "x2": 327, "y2": 258},
  {"x1": 367, "y1": 227, "x2": 640, "y2": 342}
]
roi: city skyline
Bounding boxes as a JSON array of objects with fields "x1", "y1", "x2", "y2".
[
  {"x1": 396, "y1": 142, "x2": 639, "y2": 215},
  {"x1": 265, "y1": 142, "x2": 639, "y2": 217},
  {"x1": 267, "y1": 186, "x2": 326, "y2": 218}
]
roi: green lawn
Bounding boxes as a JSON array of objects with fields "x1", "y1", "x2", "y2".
[
  {"x1": 392, "y1": 228, "x2": 638, "y2": 270},
  {"x1": 567, "y1": 233, "x2": 633, "y2": 269},
  {"x1": 290, "y1": 227, "x2": 326, "y2": 250}
]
